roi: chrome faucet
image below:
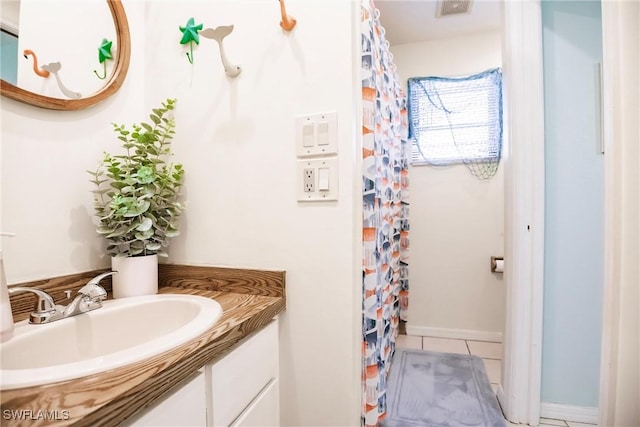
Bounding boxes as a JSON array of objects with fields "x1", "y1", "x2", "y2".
[
  {"x1": 62, "y1": 272, "x2": 112, "y2": 317},
  {"x1": 8, "y1": 271, "x2": 116, "y2": 324},
  {"x1": 6, "y1": 287, "x2": 60, "y2": 324}
]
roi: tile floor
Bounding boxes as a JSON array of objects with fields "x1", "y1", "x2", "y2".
[
  {"x1": 395, "y1": 335, "x2": 597, "y2": 427},
  {"x1": 395, "y1": 335, "x2": 502, "y2": 391}
]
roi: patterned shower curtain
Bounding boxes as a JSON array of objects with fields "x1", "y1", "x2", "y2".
[{"x1": 361, "y1": 1, "x2": 410, "y2": 425}]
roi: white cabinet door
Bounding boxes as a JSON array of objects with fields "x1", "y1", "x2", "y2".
[
  {"x1": 209, "y1": 319, "x2": 279, "y2": 427},
  {"x1": 231, "y1": 379, "x2": 279, "y2": 427},
  {"x1": 123, "y1": 369, "x2": 207, "y2": 427},
  {"x1": 123, "y1": 319, "x2": 279, "y2": 427}
]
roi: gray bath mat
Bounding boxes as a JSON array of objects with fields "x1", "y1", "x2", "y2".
[{"x1": 382, "y1": 349, "x2": 506, "y2": 427}]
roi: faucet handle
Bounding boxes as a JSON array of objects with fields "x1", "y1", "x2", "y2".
[
  {"x1": 7, "y1": 287, "x2": 59, "y2": 324},
  {"x1": 78, "y1": 271, "x2": 116, "y2": 302},
  {"x1": 86, "y1": 271, "x2": 117, "y2": 287},
  {"x1": 7, "y1": 287, "x2": 56, "y2": 313},
  {"x1": 78, "y1": 284, "x2": 107, "y2": 302}
]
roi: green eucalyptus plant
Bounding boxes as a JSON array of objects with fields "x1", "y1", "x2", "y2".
[{"x1": 89, "y1": 98, "x2": 185, "y2": 258}]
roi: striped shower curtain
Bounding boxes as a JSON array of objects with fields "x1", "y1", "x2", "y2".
[{"x1": 361, "y1": 1, "x2": 410, "y2": 425}]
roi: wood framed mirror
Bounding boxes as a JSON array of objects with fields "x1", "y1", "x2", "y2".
[{"x1": 0, "y1": 0, "x2": 130, "y2": 110}]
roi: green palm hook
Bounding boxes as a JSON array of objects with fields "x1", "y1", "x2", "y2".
[
  {"x1": 179, "y1": 17, "x2": 203, "y2": 64},
  {"x1": 93, "y1": 38, "x2": 112, "y2": 80}
]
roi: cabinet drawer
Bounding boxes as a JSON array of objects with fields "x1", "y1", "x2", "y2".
[
  {"x1": 209, "y1": 319, "x2": 278, "y2": 427},
  {"x1": 231, "y1": 379, "x2": 279, "y2": 427},
  {"x1": 123, "y1": 369, "x2": 207, "y2": 427}
]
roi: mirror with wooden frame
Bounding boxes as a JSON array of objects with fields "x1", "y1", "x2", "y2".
[{"x1": 0, "y1": 0, "x2": 130, "y2": 110}]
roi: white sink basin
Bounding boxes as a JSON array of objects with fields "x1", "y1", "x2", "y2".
[{"x1": 0, "y1": 294, "x2": 222, "y2": 390}]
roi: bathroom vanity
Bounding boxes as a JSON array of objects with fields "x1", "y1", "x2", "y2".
[
  {"x1": 124, "y1": 319, "x2": 279, "y2": 427},
  {"x1": 0, "y1": 264, "x2": 286, "y2": 427}
]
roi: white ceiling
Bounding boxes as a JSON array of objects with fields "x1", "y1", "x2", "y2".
[{"x1": 375, "y1": 0, "x2": 502, "y2": 46}]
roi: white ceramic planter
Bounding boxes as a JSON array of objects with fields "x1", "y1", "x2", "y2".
[{"x1": 111, "y1": 254, "x2": 158, "y2": 299}]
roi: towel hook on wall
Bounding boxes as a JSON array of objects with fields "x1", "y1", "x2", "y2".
[
  {"x1": 179, "y1": 17, "x2": 204, "y2": 64},
  {"x1": 201, "y1": 25, "x2": 241, "y2": 78},
  {"x1": 278, "y1": 0, "x2": 297, "y2": 31},
  {"x1": 93, "y1": 38, "x2": 113, "y2": 80}
]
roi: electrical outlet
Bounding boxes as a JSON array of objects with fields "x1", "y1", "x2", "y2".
[
  {"x1": 303, "y1": 168, "x2": 314, "y2": 192},
  {"x1": 296, "y1": 158, "x2": 338, "y2": 201}
]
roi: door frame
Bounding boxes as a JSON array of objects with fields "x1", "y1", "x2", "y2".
[
  {"x1": 498, "y1": 0, "x2": 546, "y2": 424},
  {"x1": 597, "y1": 1, "x2": 634, "y2": 425},
  {"x1": 501, "y1": 1, "x2": 619, "y2": 425}
]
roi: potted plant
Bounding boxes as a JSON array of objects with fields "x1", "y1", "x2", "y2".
[{"x1": 89, "y1": 98, "x2": 184, "y2": 298}]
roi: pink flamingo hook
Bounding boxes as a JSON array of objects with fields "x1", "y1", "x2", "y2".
[
  {"x1": 279, "y1": 0, "x2": 296, "y2": 31},
  {"x1": 23, "y1": 49, "x2": 50, "y2": 78}
]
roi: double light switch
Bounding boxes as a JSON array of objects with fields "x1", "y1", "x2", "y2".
[{"x1": 296, "y1": 112, "x2": 338, "y2": 157}]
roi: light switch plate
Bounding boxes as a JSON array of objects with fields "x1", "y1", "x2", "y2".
[
  {"x1": 296, "y1": 158, "x2": 338, "y2": 202},
  {"x1": 295, "y1": 112, "x2": 338, "y2": 158}
]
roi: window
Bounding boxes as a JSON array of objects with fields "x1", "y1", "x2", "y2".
[{"x1": 408, "y1": 68, "x2": 503, "y2": 171}]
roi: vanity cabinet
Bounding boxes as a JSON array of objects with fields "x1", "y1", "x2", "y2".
[
  {"x1": 123, "y1": 369, "x2": 207, "y2": 427},
  {"x1": 122, "y1": 318, "x2": 279, "y2": 427},
  {"x1": 230, "y1": 378, "x2": 279, "y2": 427},
  {"x1": 208, "y1": 319, "x2": 279, "y2": 427}
]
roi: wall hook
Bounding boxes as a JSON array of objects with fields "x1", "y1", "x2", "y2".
[
  {"x1": 201, "y1": 25, "x2": 241, "y2": 78},
  {"x1": 179, "y1": 17, "x2": 203, "y2": 64},
  {"x1": 40, "y1": 62, "x2": 82, "y2": 99},
  {"x1": 93, "y1": 38, "x2": 113, "y2": 80},
  {"x1": 278, "y1": 0, "x2": 297, "y2": 31},
  {"x1": 94, "y1": 64, "x2": 107, "y2": 80},
  {"x1": 23, "y1": 49, "x2": 50, "y2": 78}
]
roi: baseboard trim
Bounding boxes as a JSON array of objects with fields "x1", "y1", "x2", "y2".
[
  {"x1": 406, "y1": 325, "x2": 502, "y2": 343},
  {"x1": 540, "y1": 402, "x2": 599, "y2": 424}
]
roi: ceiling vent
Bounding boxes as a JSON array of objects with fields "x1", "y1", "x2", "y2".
[{"x1": 437, "y1": 0, "x2": 473, "y2": 17}]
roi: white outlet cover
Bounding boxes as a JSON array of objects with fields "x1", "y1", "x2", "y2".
[
  {"x1": 296, "y1": 158, "x2": 338, "y2": 202},
  {"x1": 295, "y1": 112, "x2": 338, "y2": 158}
]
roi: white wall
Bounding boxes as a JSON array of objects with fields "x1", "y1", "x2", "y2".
[
  {"x1": 2, "y1": 1, "x2": 361, "y2": 426},
  {"x1": 390, "y1": 31, "x2": 505, "y2": 338},
  {"x1": 143, "y1": 2, "x2": 360, "y2": 425},
  {"x1": 1, "y1": 0, "x2": 146, "y2": 282}
]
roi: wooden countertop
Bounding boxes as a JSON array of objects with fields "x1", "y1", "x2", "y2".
[{"x1": 0, "y1": 264, "x2": 286, "y2": 427}]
